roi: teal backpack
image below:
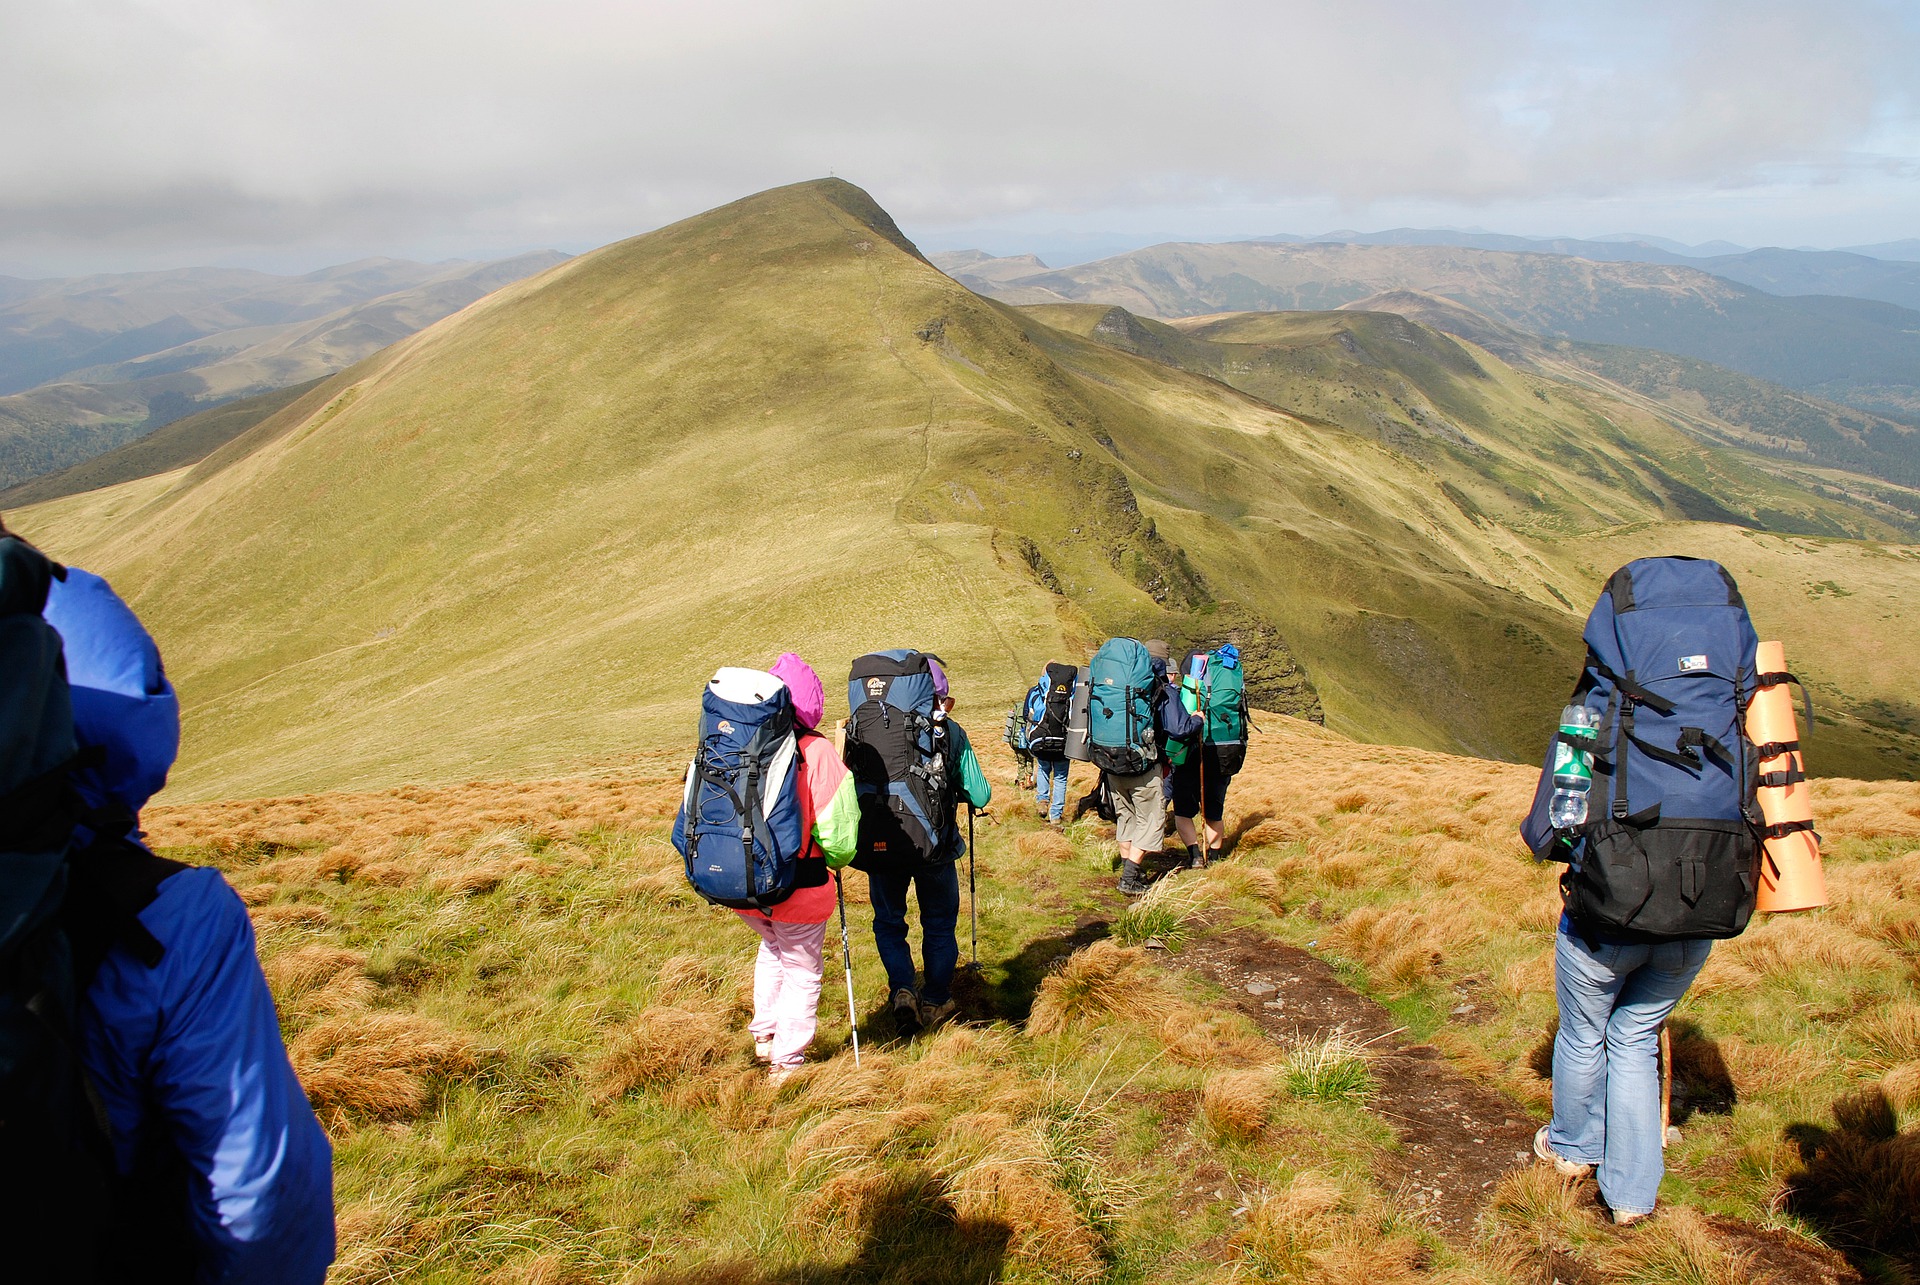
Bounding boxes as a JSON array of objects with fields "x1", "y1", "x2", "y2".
[
  {"x1": 1170, "y1": 647, "x2": 1250, "y2": 773},
  {"x1": 1087, "y1": 638, "x2": 1157, "y2": 775}
]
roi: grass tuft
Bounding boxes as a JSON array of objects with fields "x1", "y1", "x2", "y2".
[{"x1": 1285, "y1": 1033, "x2": 1375, "y2": 1104}]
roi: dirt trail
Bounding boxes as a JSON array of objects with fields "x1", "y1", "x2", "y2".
[
  {"x1": 1160, "y1": 919, "x2": 1863, "y2": 1284},
  {"x1": 1176, "y1": 924, "x2": 1538, "y2": 1242}
]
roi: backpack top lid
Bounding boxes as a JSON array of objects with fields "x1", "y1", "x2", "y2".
[
  {"x1": 848, "y1": 649, "x2": 941, "y2": 717},
  {"x1": 1587, "y1": 557, "x2": 1756, "y2": 686},
  {"x1": 43, "y1": 566, "x2": 180, "y2": 824},
  {"x1": 1214, "y1": 643, "x2": 1240, "y2": 670}
]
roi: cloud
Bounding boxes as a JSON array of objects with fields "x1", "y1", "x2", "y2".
[{"x1": 0, "y1": 0, "x2": 1914, "y2": 268}]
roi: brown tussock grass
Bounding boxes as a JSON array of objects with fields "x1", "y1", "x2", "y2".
[
  {"x1": 1480, "y1": 1163, "x2": 1586, "y2": 1265},
  {"x1": 1859, "y1": 1003, "x2": 1920, "y2": 1069},
  {"x1": 1728, "y1": 914, "x2": 1894, "y2": 981},
  {"x1": 1016, "y1": 830, "x2": 1074, "y2": 861},
  {"x1": 291, "y1": 1011, "x2": 479, "y2": 1127},
  {"x1": 1882, "y1": 1061, "x2": 1920, "y2": 1115},
  {"x1": 263, "y1": 944, "x2": 367, "y2": 999},
  {"x1": 1590, "y1": 1206, "x2": 1754, "y2": 1285},
  {"x1": 1201, "y1": 1068, "x2": 1276, "y2": 1140},
  {"x1": 593, "y1": 1006, "x2": 735, "y2": 1101},
  {"x1": 1237, "y1": 816, "x2": 1314, "y2": 850},
  {"x1": 1028, "y1": 940, "x2": 1172, "y2": 1036},
  {"x1": 1326, "y1": 905, "x2": 1445, "y2": 990},
  {"x1": 1230, "y1": 1172, "x2": 1424, "y2": 1284}
]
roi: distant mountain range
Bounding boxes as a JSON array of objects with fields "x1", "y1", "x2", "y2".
[
  {"x1": 935, "y1": 243, "x2": 1920, "y2": 425},
  {"x1": 0, "y1": 252, "x2": 568, "y2": 488},
  {"x1": 12, "y1": 180, "x2": 1920, "y2": 796},
  {"x1": 1241, "y1": 229, "x2": 1920, "y2": 312}
]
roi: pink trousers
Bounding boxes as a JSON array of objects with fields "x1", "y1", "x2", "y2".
[{"x1": 739, "y1": 914, "x2": 828, "y2": 1069}]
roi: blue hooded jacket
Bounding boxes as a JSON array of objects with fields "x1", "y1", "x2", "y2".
[{"x1": 45, "y1": 568, "x2": 335, "y2": 1285}]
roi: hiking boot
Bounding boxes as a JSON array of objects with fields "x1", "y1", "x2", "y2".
[
  {"x1": 767, "y1": 1063, "x2": 802, "y2": 1087},
  {"x1": 920, "y1": 997, "x2": 958, "y2": 1030},
  {"x1": 752, "y1": 1035, "x2": 774, "y2": 1063},
  {"x1": 1533, "y1": 1125, "x2": 1593, "y2": 1178},
  {"x1": 1184, "y1": 844, "x2": 1208, "y2": 870},
  {"x1": 1117, "y1": 860, "x2": 1150, "y2": 897},
  {"x1": 892, "y1": 988, "x2": 923, "y2": 1037},
  {"x1": 1612, "y1": 1208, "x2": 1652, "y2": 1227}
]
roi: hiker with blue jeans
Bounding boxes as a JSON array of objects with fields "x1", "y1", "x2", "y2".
[
  {"x1": 1034, "y1": 752, "x2": 1069, "y2": 824},
  {"x1": 1537, "y1": 917, "x2": 1710, "y2": 1222},
  {"x1": 865, "y1": 659, "x2": 992, "y2": 1035}
]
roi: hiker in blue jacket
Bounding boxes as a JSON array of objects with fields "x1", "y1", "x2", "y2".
[{"x1": 45, "y1": 561, "x2": 336, "y2": 1283}]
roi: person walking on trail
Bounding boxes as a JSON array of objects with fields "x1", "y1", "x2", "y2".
[
  {"x1": 1522, "y1": 557, "x2": 1767, "y2": 1226},
  {"x1": 735, "y1": 653, "x2": 860, "y2": 1086},
  {"x1": 853, "y1": 656, "x2": 992, "y2": 1038},
  {"x1": 1021, "y1": 662, "x2": 1077, "y2": 826},
  {"x1": 1171, "y1": 643, "x2": 1250, "y2": 870},
  {"x1": 1108, "y1": 639, "x2": 1201, "y2": 897},
  {"x1": 1, "y1": 531, "x2": 335, "y2": 1284}
]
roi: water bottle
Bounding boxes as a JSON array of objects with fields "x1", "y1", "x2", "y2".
[{"x1": 1549, "y1": 704, "x2": 1598, "y2": 829}]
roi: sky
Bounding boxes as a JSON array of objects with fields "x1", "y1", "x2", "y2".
[{"x1": 2, "y1": 0, "x2": 1916, "y2": 276}]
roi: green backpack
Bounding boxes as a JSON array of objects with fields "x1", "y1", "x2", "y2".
[{"x1": 1171, "y1": 647, "x2": 1249, "y2": 774}]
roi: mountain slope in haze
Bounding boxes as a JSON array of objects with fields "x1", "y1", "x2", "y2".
[
  {"x1": 1169, "y1": 232, "x2": 1920, "y2": 313},
  {"x1": 0, "y1": 252, "x2": 568, "y2": 490},
  {"x1": 1332, "y1": 290, "x2": 1920, "y2": 498},
  {"x1": 943, "y1": 243, "x2": 1920, "y2": 426},
  {"x1": 13, "y1": 180, "x2": 1920, "y2": 799},
  {"x1": 0, "y1": 378, "x2": 328, "y2": 507}
]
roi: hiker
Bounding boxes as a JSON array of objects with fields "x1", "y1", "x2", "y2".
[
  {"x1": 734, "y1": 654, "x2": 860, "y2": 1084},
  {"x1": 1022, "y1": 662, "x2": 1077, "y2": 826},
  {"x1": 1170, "y1": 643, "x2": 1250, "y2": 869},
  {"x1": 844, "y1": 651, "x2": 991, "y2": 1037},
  {"x1": 1521, "y1": 558, "x2": 1765, "y2": 1226},
  {"x1": 0, "y1": 531, "x2": 334, "y2": 1282},
  {"x1": 1087, "y1": 638, "x2": 1200, "y2": 897}
]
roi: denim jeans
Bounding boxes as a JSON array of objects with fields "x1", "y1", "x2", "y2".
[
  {"x1": 866, "y1": 861, "x2": 961, "y2": 1004},
  {"x1": 1034, "y1": 757, "x2": 1070, "y2": 822},
  {"x1": 1549, "y1": 918, "x2": 1711, "y2": 1217}
]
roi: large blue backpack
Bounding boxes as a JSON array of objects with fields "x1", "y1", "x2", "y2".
[
  {"x1": 845, "y1": 650, "x2": 955, "y2": 868},
  {"x1": 1087, "y1": 638, "x2": 1158, "y2": 776},
  {"x1": 1523, "y1": 557, "x2": 1762, "y2": 942},
  {"x1": 673, "y1": 667, "x2": 811, "y2": 911}
]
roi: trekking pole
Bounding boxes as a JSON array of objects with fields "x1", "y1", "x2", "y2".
[
  {"x1": 837, "y1": 875, "x2": 861, "y2": 1068},
  {"x1": 967, "y1": 803, "x2": 979, "y2": 969}
]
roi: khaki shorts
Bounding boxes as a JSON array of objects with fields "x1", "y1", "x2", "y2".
[{"x1": 1108, "y1": 768, "x2": 1166, "y2": 851}]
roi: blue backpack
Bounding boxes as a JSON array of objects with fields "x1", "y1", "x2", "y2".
[
  {"x1": 845, "y1": 650, "x2": 955, "y2": 868},
  {"x1": 673, "y1": 667, "x2": 811, "y2": 911},
  {"x1": 1087, "y1": 638, "x2": 1157, "y2": 776},
  {"x1": 1523, "y1": 557, "x2": 1762, "y2": 942}
]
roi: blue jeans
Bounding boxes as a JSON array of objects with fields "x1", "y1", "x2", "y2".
[
  {"x1": 1549, "y1": 918, "x2": 1711, "y2": 1217},
  {"x1": 1034, "y1": 756, "x2": 1070, "y2": 822},
  {"x1": 867, "y1": 861, "x2": 961, "y2": 1004}
]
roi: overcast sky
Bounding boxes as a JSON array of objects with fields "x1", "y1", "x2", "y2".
[{"x1": 3, "y1": 0, "x2": 1916, "y2": 275}]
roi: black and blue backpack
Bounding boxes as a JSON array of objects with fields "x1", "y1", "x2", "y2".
[
  {"x1": 1087, "y1": 638, "x2": 1157, "y2": 776},
  {"x1": 1022, "y1": 662, "x2": 1077, "y2": 759},
  {"x1": 1522, "y1": 557, "x2": 1763, "y2": 942},
  {"x1": 673, "y1": 667, "x2": 813, "y2": 911},
  {"x1": 845, "y1": 650, "x2": 956, "y2": 868}
]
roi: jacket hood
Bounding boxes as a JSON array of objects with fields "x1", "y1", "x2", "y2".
[
  {"x1": 769, "y1": 652, "x2": 824, "y2": 730},
  {"x1": 43, "y1": 567, "x2": 179, "y2": 820}
]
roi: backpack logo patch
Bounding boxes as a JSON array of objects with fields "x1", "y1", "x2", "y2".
[
  {"x1": 717, "y1": 720, "x2": 734, "y2": 734},
  {"x1": 864, "y1": 677, "x2": 887, "y2": 701},
  {"x1": 1678, "y1": 654, "x2": 1708, "y2": 672}
]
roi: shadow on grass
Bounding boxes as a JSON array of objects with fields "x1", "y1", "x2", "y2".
[
  {"x1": 1783, "y1": 1086, "x2": 1920, "y2": 1280},
  {"x1": 1524, "y1": 1017, "x2": 1737, "y2": 1125},
  {"x1": 652, "y1": 1169, "x2": 1013, "y2": 1284}
]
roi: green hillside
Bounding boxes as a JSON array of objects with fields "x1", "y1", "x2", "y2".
[
  {"x1": 12, "y1": 180, "x2": 1920, "y2": 798},
  {"x1": 948, "y1": 242, "x2": 1920, "y2": 429}
]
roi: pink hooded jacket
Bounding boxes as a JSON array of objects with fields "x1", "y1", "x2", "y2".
[{"x1": 733, "y1": 653, "x2": 856, "y2": 924}]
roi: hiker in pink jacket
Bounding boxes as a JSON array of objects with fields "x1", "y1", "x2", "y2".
[{"x1": 736, "y1": 652, "x2": 861, "y2": 1083}]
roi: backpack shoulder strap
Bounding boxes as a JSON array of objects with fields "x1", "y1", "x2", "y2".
[{"x1": 62, "y1": 836, "x2": 190, "y2": 986}]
